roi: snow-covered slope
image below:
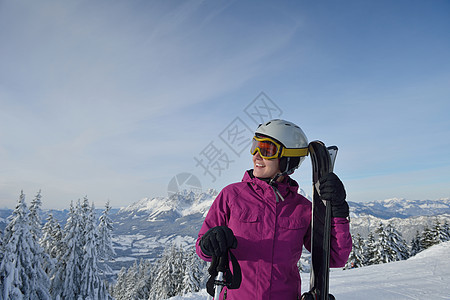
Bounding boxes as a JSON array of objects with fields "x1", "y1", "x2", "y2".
[
  {"x1": 169, "y1": 241, "x2": 450, "y2": 299},
  {"x1": 326, "y1": 241, "x2": 450, "y2": 299}
]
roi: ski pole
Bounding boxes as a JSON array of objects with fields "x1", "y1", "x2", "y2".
[
  {"x1": 214, "y1": 255, "x2": 228, "y2": 299},
  {"x1": 213, "y1": 269, "x2": 225, "y2": 299},
  {"x1": 206, "y1": 271, "x2": 224, "y2": 300},
  {"x1": 207, "y1": 254, "x2": 228, "y2": 299}
]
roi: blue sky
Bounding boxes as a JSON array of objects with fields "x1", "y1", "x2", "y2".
[{"x1": 1, "y1": 0, "x2": 449, "y2": 209}]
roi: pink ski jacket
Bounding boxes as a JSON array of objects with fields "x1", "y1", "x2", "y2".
[{"x1": 196, "y1": 170, "x2": 352, "y2": 300}]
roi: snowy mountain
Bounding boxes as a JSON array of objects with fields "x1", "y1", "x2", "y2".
[
  {"x1": 109, "y1": 189, "x2": 218, "y2": 270},
  {"x1": 348, "y1": 197, "x2": 450, "y2": 219},
  {"x1": 169, "y1": 241, "x2": 450, "y2": 300},
  {"x1": 117, "y1": 189, "x2": 217, "y2": 220},
  {"x1": 349, "y1": 213, "x2": 450, "y2": 242}
]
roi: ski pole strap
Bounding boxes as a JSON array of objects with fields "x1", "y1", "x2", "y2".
[
  {"x1": 206, "y1": 251, "x2": 242, "y2": 297},
  {"x1": 227, "y1": 251, "x2": 242, "y2": 290},
  {"x1": 206, "y1": 255, "x2": 218, "y2": 297}
]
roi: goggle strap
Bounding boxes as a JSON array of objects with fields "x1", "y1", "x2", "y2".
[{"x1": 282, "y1": 147, "x2": 309, "y2": 157}]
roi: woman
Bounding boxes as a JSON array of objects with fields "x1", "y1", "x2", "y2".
[{"x1": 196, "y1": 119, "x2": 352, "y2": 299}]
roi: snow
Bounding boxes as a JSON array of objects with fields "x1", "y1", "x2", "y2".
[
  {"x1": 118, "y1": 190, "x2": 217, "y2": 218},
  {"x1": 327, "y1": 241, "x2": 450, "y2": 299},
  {"x1": 168, "y1": 241, "x2": 450, "y2": 300},
  {"x1": 169, "y1": 290, "x2": 210, "y2": 299}
]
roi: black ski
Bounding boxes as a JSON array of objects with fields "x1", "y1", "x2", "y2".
[{"x1": 301, "y1": 141, "x2": 338, "y2": 300}]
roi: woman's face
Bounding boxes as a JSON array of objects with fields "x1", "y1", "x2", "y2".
[{"x1": 252, "y1": 151, "x2": 281, "y2": 179}]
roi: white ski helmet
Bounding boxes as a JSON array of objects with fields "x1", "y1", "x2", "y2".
[{"x1": 254, "y1": 119, "x2": 309, "y2": 174}]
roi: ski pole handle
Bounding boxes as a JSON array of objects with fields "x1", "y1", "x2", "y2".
[
  {"x1": 213, "y1": 255, "x2": 228, "y2": 299},
  {"x1": 214, "y1": 270, "x2": 225, "y2": 299}
]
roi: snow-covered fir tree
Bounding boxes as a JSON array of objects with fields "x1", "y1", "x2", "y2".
[
  {"x1": 147, "y1": 244, "x2": 206, "y2": 299},
  {"x1": 29, "y1": 190, "x2": 43, "y2": 241},
  {"x1": 110, "y1": 260, "x2": 147, "y2": 299},
  {"x1": 345, "y1": 233, "x2": 365, "y2": 269},
  {"x1": 121, "y1": 260, "x2": 139, "y2": 300},
  {"x1": 442, "y1": 220, "x2": 450, "y2": 241},
  {"x1": 364, "y1": 232, "x2": 377, "y2": 266},
  {"x1": 116, "y1": 258, "x2": 156, "y2": 300},
  {"x1": 111, "y1": 243, "x2": 206, "y2": 300},
  {"x1": 410, "y1": 230, "x2": 423, "y2": 256},
  {"x1": 133, "y1": 259, "x2": 153, "y2": 300},
  {"x1": 110, "y1": 267, "x2": 128, "y2": 300},
  {"x1": 0, "y1": 228, "x2": 3, "y2": 263},
  {"x1": 80, "y1": 201, "x2": 110, "y2": 299},
  {"x1": 420, "y1": 226, "x2": 436, "y2": 250},
  {"x1": 181, "y1": 248, "x2": 207, "y2": 295},
  {"x1": 148, "y1": 244, "x2": 185, "y2": 299},
  {"x1": 40, "y1": 213, "x2": 63, "y2": 272},
  {"x1": 111, "y1": 267, "x2": 127, "y2": 300},
  {"x1": 374, "y1": 222, "x2": 391, "y2": 264},
  {"x1": 382, "y1": 223, "x2": 410, "y2": 262},
  {"x1": 97, "y1": 200, "x2": 116, "y2": 269},
  {"x1": 29, "y1": 190, "x2": 55, "y2": 282},
  {"x1": 51, "y1": 200, "x2": 84, "y2": 299},
  {"x1": 80, "y1": 197, "x2": 90, "y2": 245},
  {"x1": 0, "y1": 191, "x2": 51, "y2": 299},
  {"x1": 431, "y1": 218, "x2": 450, "y2": 244}
]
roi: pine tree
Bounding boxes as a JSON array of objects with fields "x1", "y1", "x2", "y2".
[
  {"x1": 51, "y1": 200, "x2": 84, "y2": 299},
  {"x1": 40, "y1": 213, "x2": 63, "y2": 261},
  {"x1": 40, "y1": 214, "x2": 54, "y2": 256},
  {"x1": 80, "y1": 201, "x2": 109, "y2": 299},
  {"x1": 374, "y1": 222, "x2": 408, "y2": 264},
  {"x1": 374, "y1": 222, "x2": 390, "y2": 264},
  {"x1": 124, "y1": 260, "x2": 140, "y2": 299},
  {"x1": 364, "y1": 232, "x2": 377, "y2": 266},
  {"x1": 431, "y1": 218, "x2": 449, "y2": 244},
  {"x1": 345, "y1": 233, "x2": 365, "y2": 269},
  {"x1": 430, "y1": 218, "x2": 442, "y2": 244},
  {"x1": 80, "y1": 197, "x2": 90, "y2": 247},
  {"x1": 0, "y1": 228, "x2": 3, "y2": 263},
  {"x1": 0, "y1": 191, "x2": 51, "y2": 299},
  {"x1": 410, "y1": 230, "x2": 423, "y2": 256},
  {"x1": 97, "y1": 200, "x2": 116, "y2": 276},
  {"x1": 29, "y1": 190, "x2": 44, "y2": 240},
  {"x1": 420, "y1": 226, "x2": 435, "y2": 250},
  {"x1": 111, "y1": 258, "x2": 154, "y2": 300},
  {"x1": 383, "y1": 223, "x2": 410, "y2": 262},
  {"x1": 110, "y1": 267, "x2": 127, "y2": 300},
  {"x1": 132, "y1": 259, "x2": 153, "y2": 300},
  {"x1": 29, "y1": 190, "x2": 55, "y2": 280},
  {"x1": 149, "y1": 244, "x2": 185, "y2": 299},
  {"x1": 181, "y1": 247, "x2": 205, "y2": 294},
  {"x1": 442, "y1": 221, "x2": 450, "y2": 242}
]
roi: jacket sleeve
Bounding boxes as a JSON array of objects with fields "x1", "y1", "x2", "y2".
[
  {"x1": 195, "y1": 188, "x2": 231, "y2": 262},
  {"x1": 329, "y1": 217, "x2": 352, "y2": 268}
]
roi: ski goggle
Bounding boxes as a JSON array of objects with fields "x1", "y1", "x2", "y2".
[{"x1": 250, "y1": 136, "x2": 309, "y2": 160}]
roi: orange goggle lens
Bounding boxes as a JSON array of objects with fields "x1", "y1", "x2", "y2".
[{"x1": 250, "y1": 137, "x2": 281, "y2": 160}]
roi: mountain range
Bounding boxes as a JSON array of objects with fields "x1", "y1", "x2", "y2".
[{"x1": 1, "y1": 191, "x2": 449, "y2": 273}]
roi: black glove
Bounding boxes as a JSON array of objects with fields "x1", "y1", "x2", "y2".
[
  {"x1": 200, "y1": 226, "x2": 238, "y2": 257},
  {"x1": 319, "y1": 172, "x2": 349, "y2": 218}
]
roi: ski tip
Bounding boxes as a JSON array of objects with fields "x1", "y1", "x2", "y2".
[{"x1": 327, "y1": 145, "x2": 338, "y2": 151}]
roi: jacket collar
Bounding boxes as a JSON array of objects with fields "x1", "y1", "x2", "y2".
[{"x1": 242, "y1": 169, "x2": 299, "y2": 197}]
